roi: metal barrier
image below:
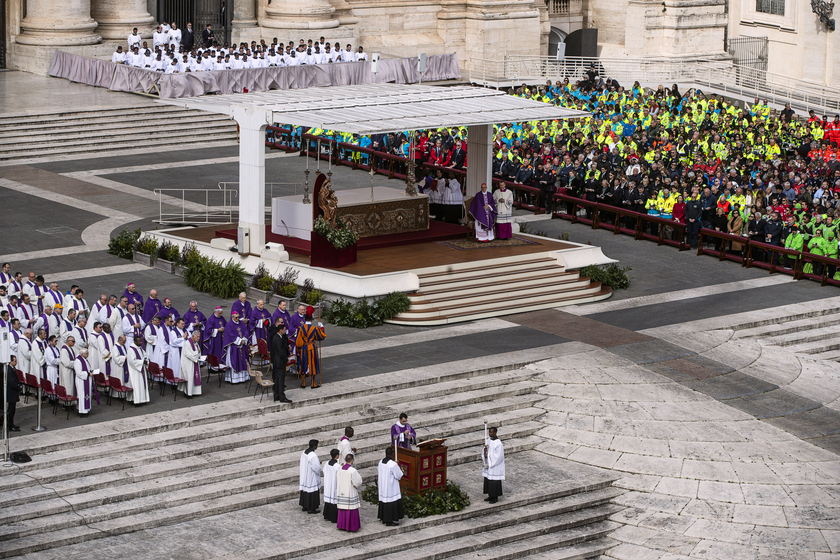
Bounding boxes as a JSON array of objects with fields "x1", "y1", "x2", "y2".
[
  {"x1": 467, "y1": 55, "x2": 840, "y2": 114},
  {"x1": 154, "y1": 186, "x2": 238, "y2": 225}
]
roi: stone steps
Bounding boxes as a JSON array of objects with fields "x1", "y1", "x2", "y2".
[
  {"x1": 751, "y1": 323, "x2": 840, "y2": 349},
  {"x1": 0, "y1": 105, "x2": 237, "y2": 160},
  {"x1": 734, "y1": 315, "x2": 840, "y2": 339},
  {"x1": 6, "y1": 369, "x2": 539, "y2": 464},
  {"x1": 808, "y1": 349, "x2": 840, "y2": 362},
  {"x1": 727, "y1": 307, "x2": 840, "y2": 332}
]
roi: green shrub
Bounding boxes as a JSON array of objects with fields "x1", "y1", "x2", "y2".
[
  {"x1": 298, "y1": 278, "x2": 316, "y2": 304},
  {"x1": 360, "y1": 481, "x2": 470, "y2": 518},
  {"x1": 134, "y1": 236, "x2": 159, "y2": 256},
  {"x1": 403, "y1": 482, "x2": 471, "y2": 518},
  {"x1": 179, "y1": 243, "x2": 201, "y2": 267},
  {"x1": 314, "y1": 216, "x2": 359, "y2": 249},
  {"x1": 108, "y1": 228, "x2": 141, "y2": 260},
  {"x1": 324, "y1": 292, "x2": 411, "y2": 328},
  {"x1": 272, "y1": 266, "x2": 299, "y2": 298},
  {"x1": 251, "y1": 262, "x2": 273, "y2": 289},
  {"x1": 157, "y1": 240, "x2": 180, "y2": 262},
  {"x1": 183, "y1": 256, "x2": 247, "y2": 298},
  {"x1": 304, "y1": 289, "x2": 323, "y2": 305},
  {"x1": 580, "y1": 263, "x2": 633, "y2": 290}
]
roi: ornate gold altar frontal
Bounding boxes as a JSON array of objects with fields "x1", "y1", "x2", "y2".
[{"x1": 337, "y1": 198, "x2": 429, "y2": 238}]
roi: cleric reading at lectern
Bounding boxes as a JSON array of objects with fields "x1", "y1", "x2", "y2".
[{"x1": 391, "y1": 412, "x2": 416, "y2": 449}]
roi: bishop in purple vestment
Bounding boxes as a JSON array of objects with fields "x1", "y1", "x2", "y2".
[
  {"x1": 158, "y1": 298, "x2": 180, "y2": 322},
  {"x1": 468, "y1": 182, "x2": 498, "y2": 242},
  {"x1": 222, "y1": 312, "x2": 249, "y2": 383},
  {"x1": 272, "y1": 301, "x2": 292, "y2": 332},
  {"x1": 288, "y1": 304, "x2": 306, "y2": 351},
  {"x1": 183, "y1": 302, "x2": 207, "y2": 338},
  {"x1": 142, "y1": 290, "x2": 163, "y2": 324},
  {"x1": 231, "y1": 293, "x2": 252, "y2": 327},
  {"x1": 122, "y1": 284, "x2": 144, "y2": 310},
  {"x1": 249, "y1": 302, "x2": 272, "y2": 344}
]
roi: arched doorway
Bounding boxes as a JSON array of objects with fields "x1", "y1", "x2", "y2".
[{"x1": 548, "y1": 27, "x2": 566, "y2": 59}]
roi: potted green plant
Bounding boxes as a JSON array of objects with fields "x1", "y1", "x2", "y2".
[
  {"x1": 174, "y1": 243, "x2": 199, "y2": 276},
  {"x1": 271, "y1": 266, "x2": 299, "y2": 307},
  {"x1": 247, "y1": 262, "x2": 274, "y2": 301},
  {"x1": 154, "y1": 240, "x2": 180, "y2": 273},
  {"x1": 133, "y1": 236, "x2": 159, "y2": 267},
  {"x1": 311, "y1": 216, "x2": 359, "y2": 268}
]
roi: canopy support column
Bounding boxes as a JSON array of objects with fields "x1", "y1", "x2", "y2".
[
  {"x1": 233, "y1": 107, "x2": 270, "y2": 253},
  {"x1": 466, "y1": 124, "x2": 492, "y2": 198}
]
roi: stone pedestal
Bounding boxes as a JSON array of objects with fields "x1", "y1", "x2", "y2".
[
  {"x1": 233, "y1": 0, "x2": 258, "y2": 29},
  {"x1": 18, "y1": 0, "x2": 101, "y2": 46},
  {"x1": 261, "y1": 0, "x2": 338, "y2": 29},
  {"x1": 90, "y1": 0, "x2": 155, "y2": 41}
]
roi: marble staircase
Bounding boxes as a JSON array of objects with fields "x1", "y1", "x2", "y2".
[
  {"x1": 388, "y1": 253, "x2": 612, "y2": 326},
  {"x1": 0, "y1": 364, "x2": 621, "y2": 559},
  {"x1": 0, "y1": 105, "x2": 237, "y2": 161},
  {"x1": 730, "y1": 306, "x2": 840, "y2": 362}
]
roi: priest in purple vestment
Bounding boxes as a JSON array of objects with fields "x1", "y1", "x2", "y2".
[
  {"x1": 288, "y1": 303, "x2": 306, "y2": 352},
  {"x1": 183, "y1": 301, "x2": 207, "y2": 340},
  {"x1": 231, "y1": 293, "x2": 252, "y2": 328},
  {"x1": 142, "y1": 289, "x2": 163, "y2": 324},
  {"x1": 222, "y1": 311, "x2": 249, "y2": 383},
  {"x1": 468, "y1": 182, "x2": 498, "y2": 242},
  {"x1": 158, "y1": 298, "x2": 180, "y2": 322},
  {"x1": 249, "y1": 300, "x2": 272, "y2": 345},
  {"x1": 391, "y1": 412, "x2": 417, "y2": 449},
  {"x1": 204, "y1": 306, "x2": 226, "y2": 366},
  {"x1": 272, "y1": 300, "x2": 292, "y2": 332}
]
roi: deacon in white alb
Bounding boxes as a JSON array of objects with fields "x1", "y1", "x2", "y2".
[
  {"x1": 481, "y1": 427, "x2": 505, "y2": 504},
  {"x1": 377, "y1": 446, "x2": 404, "y2": 526}
]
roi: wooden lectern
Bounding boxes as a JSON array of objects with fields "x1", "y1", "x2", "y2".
[{"x1": 393, "y1": 439, "x2": 448, "y2": 495}]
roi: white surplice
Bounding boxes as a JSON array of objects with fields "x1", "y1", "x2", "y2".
[
  {"x1": 481, "y1": 437, "x2": 505, "y2": 480},
  {"x1": 322, "y1": 459, "x2": 340, "y2": 505},
  {"x1": 377, "y1": 458, "x2": 403, "y2": 503},
  {"x1": 127, "y1": 342, "x2": 150, "y2": 404},
  {"x1": 179, "y1": 337, "x2": 202, "y2": 396},
  {"x1": 44, "y1": 343, "x2": 60, "y2": 386},
  {"x1": 59, "y1": 345, "x2": 76, "y2": 391},
  {"x1": 299, "y1": 450, "x2": 322, "y2": 493}
]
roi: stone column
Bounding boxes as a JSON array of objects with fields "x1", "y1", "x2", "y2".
[
  {"x1": 261, "y1": 0, "x2": 338, "y2": 29},
  {"x1": 465, "y1": 124, "x2": 492, "y2": 198},
  {"x1": 90, "y1": 0, "x2": 155, "y2": 41},
  {"x1": 18, "y1": 0, "x2": 101, "y2": 45},
  {"x1": 233, "y1": 106, "x2": 270, "y2": 252},
  {"x1": 232, "y1": 0, "x2": 257, "y2": 29}
]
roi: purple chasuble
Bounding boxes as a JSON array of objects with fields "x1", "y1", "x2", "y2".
[
  {"x1": 231, "y1": 300, "x2": 252, "y2": 324},
  {"x1": 204, "y1": 313, "x2": 227, "y2": 358},
  {"x1": 183, "y1": 310, "x2": 207, "y2": 332},
  {"x1": 289, "y1": 313, "x2": 305, "y2": 343},
  {"x1": 249, "y1": 307, "x2": 271, "y2": 341},
  {"x1": 272, "y1": 309, "x2": 291, "y2": 330},
  {"x1": 142, "y1": 297, "x2": 162, "y2": 323},
  {"x1": 222, "y1": 318, "x2": 249, "y2": 372},
  {"x1": 468, "y1": 191, "x2": 498, "y2": 230},
  {"x1": 391, "y1": 422, "x2": 417, "y2": 449},
  {"x1": 122, "y1": 290, "x2": 143, "y2": 309},
  {"x1": 159, "y1": 306, "x2": 180, "y2": 322}
]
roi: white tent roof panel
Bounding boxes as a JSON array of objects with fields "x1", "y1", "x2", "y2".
[{"x1": 158, "y1": 83, "x2": 589, "y2": 134}]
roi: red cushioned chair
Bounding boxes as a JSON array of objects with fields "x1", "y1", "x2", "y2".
[
  {"x1": 92, "y1": 373, "x2": 112, "y2": 406},
  {"x1": 206, "y1": 354, "x2": 229, "y2": 387},
  {"x1": 24, "y1": 373, "x2": 40, "y2": 404},
  {"x1": 39, "y1": 379, "x2": 57, "y2": 414},
  {"x1": 107, "y1": 377, "x2": 133, "y2": 411},
  {"x1": 147, "y1": 361, "x2": 165, "y2": 393},
  {"x1": 17, "y1": 370, "x2": 31, "y2": 403},
  {"x1": 55, "y1": 384, "x2": 78, "y2": 420},
  {"x1": 161, "y1": 367, "x2": 186, "y2": 401}
]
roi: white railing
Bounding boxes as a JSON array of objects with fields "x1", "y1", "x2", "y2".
[
  {"x1": 468, "y1": 55, "x2": 840, "y2": 113},
  {"x1": 154, "y1": 186, "x2": 238, "y2": 225}
]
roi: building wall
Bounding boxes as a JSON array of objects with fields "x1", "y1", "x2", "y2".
[{"x1": 728, "y1": 0, "x2": 840, "y2": 85}]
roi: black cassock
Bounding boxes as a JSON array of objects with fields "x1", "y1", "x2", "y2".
[{"x1": 271, "y1": 331, "x2": 289, "y2": 399}]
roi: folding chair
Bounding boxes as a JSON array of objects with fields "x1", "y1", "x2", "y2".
[
  {"x1": 253, "y1": 373, "x2": 274, "y2": 403},
  {"x1": 107, "y1": 377, "x2": 133, "y2": 411},
  {"x1": 55, "y1": 384, "x2": 79, "y2": 420},
  {"x1": 93, "y1": 373, "x2": 112, "y2": 406}
]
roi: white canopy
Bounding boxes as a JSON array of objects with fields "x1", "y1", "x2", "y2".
[{"x1": 157, "y1": 83, "x2": 589, "y2": 135}]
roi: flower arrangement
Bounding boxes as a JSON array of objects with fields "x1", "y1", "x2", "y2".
[{"x1": 314, "y1": 216, "x2": 359, "y2": 250}]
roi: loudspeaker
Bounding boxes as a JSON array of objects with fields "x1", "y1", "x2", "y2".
[
  {"x1": 564, "y1": 29, "x2": 598, "y2": 58},
  {"x1": 418, "y1": 52, "x2": 427, "y2": 73},
  {"x1": 237, "y1": 226, "x2": 249, "y2": 254},
  {"x1": 555, "y1": 42, "x2": 566, "y2": 61},
  {"x1": 371, "y1": 52, "x2": 381, "y2": 73}
]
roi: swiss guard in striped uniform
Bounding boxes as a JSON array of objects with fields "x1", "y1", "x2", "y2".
[{"x1": 295, "y1": 305, "x2": 326, "y2": 389}]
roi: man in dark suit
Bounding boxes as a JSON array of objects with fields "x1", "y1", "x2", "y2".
[
  {"x1": 270, "y1": 317, "x2": 291, "y2": 403},
  {"x1": 448, "y1": 140, "x2": 466, "y2": 170},
  {"x1": 181, "y1": 22, "x2": 195, "y2": 51},
  {"x1": 202, "y1": 23, "x2": 214, "y2": 48},
  {"x1": 5, "y1": 355, "x2": 20, "y2": 432}
]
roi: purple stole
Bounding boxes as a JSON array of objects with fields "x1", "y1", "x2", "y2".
[
  {"x1": 19, "y1": 304, "x2": 31, "y2": 324},
  {"x1": 39, "y1": 314, "x2": 50, "y2": 337},
  {"x1": 127, "y1": 313, "x2": 141, "y2": 337},
  {"x1": 48, "y1": 290, "x2": 63, "y2": 309},
  {"x1": 33, "y1": 285, "x2": 45, "y2": 313},
  {"x1": 73, "y1": 298, "x2": 83, "y2": 313},
  {"x1": 76, "y1": 357, "x2": 100, "y2": 407},
  {"x1": 45, "y1": 343, "x2": 56, "y2": 378},
  {"x1": 190, "y1": 339, "x2": 202, "y2": 386},
  {"x1": 0, "y1": 272, "x2": 10, "y2": 285},
  {"x1": 76, "y1": 328, "x2": 87, "y2": 347},
  {"x1": 117, "y1": 345, "x2": 129, "y2": 382},
  {"x1": 101, "y1": 334, "x2": 112, "y2": 375},
  {"x1": 10, "y1": 281, "x2": 22, "y2": 296}
]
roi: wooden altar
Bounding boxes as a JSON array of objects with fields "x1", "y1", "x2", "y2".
[{"x1": 394, "y1": 440, "x2": 448, "y2": 495}]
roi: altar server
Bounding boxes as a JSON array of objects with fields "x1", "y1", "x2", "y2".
[
  {"x1": 338, "y1": 427, "x2": 356, "y2": 465},
  {"x1": 377, "y1": 447, "x2": 404, "y2": 526},
  {"x1": 299, "y1": 439, "x2": 322, "y2": 514},
  {"x1": 322, "y1": 449, "x2": 341, "y2": 523},
  {"x1": 482, "y1": 427, "x2": 505, "y2": 504}
]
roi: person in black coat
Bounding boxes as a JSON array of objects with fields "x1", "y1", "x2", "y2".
[
  {"x1": 684, "y1": 196, "x2": 703, "y2": 248},
  {"x1": 181, "y1": 22, "x2": 195, "y2": 51},
  {"x1": 202, "y1": 24, "x2": 214, "y2": 48},
  {"x1": 270, "y1": 317, "x2": 291, "y2": 403},
  {"x1": 5, "y1": 356, "x2": 20, "y2": 432}
]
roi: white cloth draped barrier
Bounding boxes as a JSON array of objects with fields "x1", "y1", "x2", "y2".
[{"x1": 49, "y1": 51, "x2": 461, "y2": 99}]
